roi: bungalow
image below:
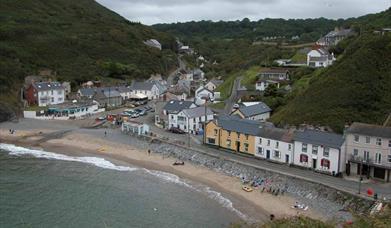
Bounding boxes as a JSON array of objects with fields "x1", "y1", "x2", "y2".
[
  {"x1": 122, "y1": 121, "x2": 150, "y2": 136},
  {"x1": 231, "y1": 102, "x2": 271, "y2": 121},
  {"x1": 205, "y1": 115, "x2": 270, "y2": 155},
  {"x1": 25, "y1": 81, "x2": 65, "y2": 107},
  {"x1": 205, "y1": 79, "x2": 224, "y2": 91},
  {"x1": 345, "y1": 122, "x2": 391, "y2": 182},
  {"x1": 255, "y1": 128, "x2": 294, "y2": 164},
  {"x1": 130, "y1": 81, "x2": 167, "y2": 100},
  {"x1": 293, "y1": 129, "x2": 345, "y2": 175},
  {"x1": 307, "y1": 48, "x2": 335, "y2": 68},
  {"x1": 259, "y1": 68, "x2": 290, "y2": 81},
  {"x1": 168, "y1": 106, "x2": 214, "y2": 134}
]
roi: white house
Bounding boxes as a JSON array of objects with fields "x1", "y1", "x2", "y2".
[
  {"x1": 293, "y1": 129, "x2": 345, "y2": 175},
  {"x1": 231, "y1": 102, "x2": 272, "y2": 121},
  {"x1": 205, "y1": 79, "x2": 223, "y2": 91},
  {"x1": 255, "y1": 128, "x2": 294, "y2": 164},
  {"x1": 195, "y1": 86, "x2": 215, "y2": 100},
  {"x1": 115, "y1": 86, "x2": 132, "y2": 101},
  {"x1": 168, "y1": 106, "x2": 214, "y2": 134},
  {"x1": 122, "y1": 121, "x2": 150, "y2": 135},
  {"x1": 307, "y1": 48, "x2": 335, "y2": 68},
  {"x1": 160, "y1": 100, "x2": 197, "y2": 129},
  {"x1": 255, "y1": 79, "x2": 280, "y2": 92},
  {"x1": 26, "y1": 82, "x2": 66, "y2": 107},
  {"x1": 130, "y1": 81, "x2": 167, "y2": 100}
]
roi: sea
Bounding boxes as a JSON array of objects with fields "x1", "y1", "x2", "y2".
[{"x1": 0, "y1": 143, "x2": 244, "y2": 228}]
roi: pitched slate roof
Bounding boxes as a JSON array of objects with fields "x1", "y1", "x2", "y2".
[
  {"x1": 79, "y1": 87, "x2": 126, "y2": 97},
  {"x1": 258, "y1": 127, "x2": 294, "y2": 143},
  {"x1": 216, "y1": 115, "x2": 274, "y2": 136},
  {"x1": 209, "y1": 79, "x2": 224, "y2": 87},
  {"x1": 115, "y1": 86, "x2": 132, "y2": 93},
  {"x1": 293, "y1": 129, "x2": 344, "y2": 149},
  {"x1": 346, "y1": 122, "x2": 391, "y2": 139},
  {"x1": 131, "y1": 82, "x2": 155, "y2": 91},
  {"x1": 236, "y1": 102, "x2": 271, "y2": 117},
  {"x1": 182, "y1": 106, "x2": 213, "y2": 118},
  {"x1": 259, "y1": 68, "x2": 290, "y2": 74},
  {"x1": 79, "y1": 88, "x2": 95, "y2": 97},
  {"x1": 163, "y1": 100, "x2": 195, "y2": 113},
  {"x1": 33, "y1": 82, "x2": 64, "y2": 91}
]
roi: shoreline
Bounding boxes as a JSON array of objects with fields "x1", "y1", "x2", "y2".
[{"x1": 0, "y1": 129, "x2": 322, "y2": 223}]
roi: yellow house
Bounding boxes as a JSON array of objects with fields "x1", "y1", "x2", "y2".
[{"x1": 205, "y1": 116, "x2": 263, "y2": 156}]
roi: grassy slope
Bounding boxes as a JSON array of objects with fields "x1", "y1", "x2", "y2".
[
  {"x1": 0, "y1": 0, "x2": 178, "y2": 119},
  {"x1": 271, "y1": 33, "x2": 391, "y2": 132}
]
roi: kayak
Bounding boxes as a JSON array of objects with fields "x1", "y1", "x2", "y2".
[{"x1": 242, "y1": 186, "x2": 253, "y2": 192}]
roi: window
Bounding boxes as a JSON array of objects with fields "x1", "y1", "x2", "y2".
[
  {"x1": 321, "y1": 159, "x2": 330, "y2": 169},
  {"x1": 57, "y1": 90, "x2": 63, "y2": 95},
  {"x1": 226, "y1": 140, "x2": 231, "y2": 148},
  {"x1": 389, "y1": 140, "x2": 391, "y2": 148},
  {"x1": 376, "y1": 138, "x2": 382, "y2": 146},
  {"x1": 366, "y1": 136, "x2": 370, "y2": 144},
  {"x1": 353, "y1": 149, "x2": 358, "y2": 156},
  {"x1": 364, "y1": 151, "x2": 370, "y2": 162},
  {"x1": 51, "y1": 97, "x2": 54, "y2": 102},
  {"x1": 274, "y1": 150, "x2": 280, "y2": 158},
  {"x1": 323, "y1": 147, "x2": 330, "y2": 157},
  {"x1": 302, "y1": 143, "x2": 307, "y2": 152},
  {"x1": 288, "y1": 144, "x2": 292, "y2": 151},
  {"x1": 245, "y1": 134, "x2": 249, "y2": 140},
  {"x1": 228, "y1": 131, "x2": 231, "y2": 137},
  {"x1": 207, "y1": 138, "x2": 216, "y2": 144},
  {"x1": 375, "y1": 153, "x2": 382, "y2": 164},
  {"x1": 300, "y1": 154, "x2": 308, "y2": 163},
  {"x1": 244, "y1": 143, "x2": 249, "y2": 152},
  {"x1": 388, "y1": 154, "x2": 391, "y2": 163},
  {"x1": 58, "y1": 97, "x2": 63, "y2": 102},
  {"x1": 267, "y1": 140, "x2": 271, "y2": 146},
  {"x1": 237, "y1": 133, "x2": 240, "y2": 139},
  {"x1": 177, "y1": 116, "x2": 185, "y2": 121},
  {"x1": 275, "y1": 141, "x2": 279, "y2": 149},
  {"x1": 312, "y1": 145, "x2": 318, "y2": 155},
  {"x1": 214, "y1": 129, "x2": 218, "y2": 136},
  {"x1": 257, "y1": 147, "x2": 264, "y2": 155},
  {"x1": 259, "y1": 138, "x2": 262, "y2": 144},
  {"x1": 51, "y1": 90, "x2": 54, "y2": 95},
  {"x1": 354, "y1": 135, "x2": 359, "y2": 142},
  {"x1": 171, "y1": 115, "x2": 174, "y2": 119}
]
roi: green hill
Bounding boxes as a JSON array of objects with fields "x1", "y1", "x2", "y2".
[
  {"x1": 271, "y1": 33, "x2": 391, "y2": 132},
  {"x1": 0, "y1": 0, "x2": 178, "y2": 120}
]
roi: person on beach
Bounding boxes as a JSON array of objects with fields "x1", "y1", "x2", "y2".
[
  {"x1": 148, "y1": 149, "x2": 151, "y2": 156},
  {"x1": 104, "y1": 131, "x2": 107, "y2": 137}
]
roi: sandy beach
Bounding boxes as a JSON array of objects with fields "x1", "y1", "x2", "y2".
[{"x1": 0, "y1": 127, "x2": 323, "y2": 223}]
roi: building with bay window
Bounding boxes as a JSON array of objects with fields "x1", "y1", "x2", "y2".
[
  {"x1": 345, "y1": 122, "x2": 391, "y2": 182},
  {"x1": 293, "y1": 129, "x2": 345, "y2": 175}
]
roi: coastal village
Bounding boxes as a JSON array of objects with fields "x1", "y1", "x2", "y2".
[
  {"x1": 19, "y1": 28, "x2": 391, "y2": 186},
  {"x1": 2, "y1": 25, "x2": 390, "y2": 224}
]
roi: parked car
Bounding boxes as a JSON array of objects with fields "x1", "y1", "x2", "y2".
[
  {"x1": 134, "y1": 108, "x2": 143, "y2": 113},
  {"x1": 138, "y1": 110, "x2": 147, "y2": 116},
  {"x1": 169, "y1": 127, "x2": 185, "y2": 134},
  {"x1": 130, "y1": 113, "x2": 139, "y2": 118},
  {"x1": 144, "y1": 105, "x2": 152, "y2": 111}
]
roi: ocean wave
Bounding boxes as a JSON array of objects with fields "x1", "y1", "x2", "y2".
[
  {"x1": 0, "y1": 143, "x2": 249, "y2": 221},
  {"x1": 0, "y1": 143, "x2": 138, "y2": 172},
  {"x1": 142, "y1": 168, "x2": 249, "y2": 221}
]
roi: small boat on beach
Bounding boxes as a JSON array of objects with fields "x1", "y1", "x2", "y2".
[
  {"x1": 242, "y1": 186, "x2": 253, "y2": 192},
  {"x1": 173, "y1": 161, "x2": 185, "y2": 166}
]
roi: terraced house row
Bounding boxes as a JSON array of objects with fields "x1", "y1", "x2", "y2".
[{"x1": 205, "y1": 116, "x2": 391, "y2": 182}]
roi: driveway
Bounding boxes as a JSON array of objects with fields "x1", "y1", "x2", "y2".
[{"x1": 224, "y1": 76, "x2": 242, "y2": 114}]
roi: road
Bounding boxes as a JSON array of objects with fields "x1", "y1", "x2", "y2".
[
  {"x1": 167, "y1": 55, "x2": 186, "y2": 86},
  {"x1": 224, "y1": 76, "x2": 242, "y2": 114}
]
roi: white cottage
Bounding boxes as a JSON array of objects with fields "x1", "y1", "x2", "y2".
[
  {"x1": 307, "y1": 48, "x2": 335, "y2": 68},
  {"x1": 293, "y1": 129, "x2": 345, "y2": 175},
  {"x1": 169, "y1": 106, "x2": 214, "y2": 134},
  {"x1": 255, "y1": 128, "x2": 294, "y2": 164}
]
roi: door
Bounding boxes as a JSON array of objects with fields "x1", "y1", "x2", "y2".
[
  {"x1": 374, "y1": 167, "x2": 386, "y2": 180},
  {"x1": 285, "y1": 154, "x2": 289, "y2": 163},
  {"x1": 266, "y1": 150, "x2": 270, "y2": 159},
  {"x1": 236, "y1": 142, "x2": 240, "y2": 152},
  {"x1": 312, "y1": 159, "x2": 317, "y2": 169}
]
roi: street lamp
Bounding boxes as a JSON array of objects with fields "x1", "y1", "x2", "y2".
[{"x1": 201, "y1": 95, "x2": 209, "y2": 144}]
